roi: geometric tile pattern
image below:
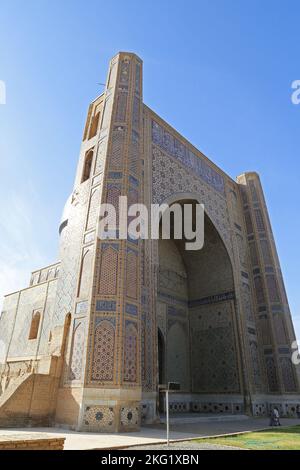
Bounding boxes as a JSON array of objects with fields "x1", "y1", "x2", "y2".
[
  {"x1": 190, "y1": 302, "x2": 240, "y2": 393},
  {"x1": 124, "y1": 321, "x2": 138, "y2": 383},
  {"x1": 106, "y1": 184, "x2": 121, "y2": 225},
  {"x1": 132, "y1": 96, "x2": 140, "y2": 130},
  {"x1": 78, "y1": 247, "x2": 93, "y2": 299},
  {"x1": 115, "y1": 92, "x2": 127, "y2": 123},
  {"x1": 152, "y1": 120, "x2": 225, "y2": 194},
  {"x1": 260, "y1": 239, "x2": 272, "y2": 265},
  {"x1": 87, "y1": 187, "x2": 100, "y2": 231},
  {"x1": 249, "y1": 340, "x2": 262, "y2": 390},
  {"x1": 254, "y1": 209, "x2": 265, "y2": 231},
  {"x1": 265, "y1": 356, "x2": 279, "y2": 392},
  {"x1": 98, "y1": 245, "x2": 118, "y2": 296},
  {"x1": 126, "y1": 249, "x2": 138, "y2": 299},
  {"x1": 91, "y1": 319, "x2": 115, "y2": 382},
  {"x1": 129, "y1": 130, "x2": 139, "y2": 174},
  {"x1": 83, "y1": 405, "x2": 114, "y2": 431},
  {"x1": 273, "y1": 314, "x2": 287, "y2": 344},
  {"x1": 110, "y1": 127, "x2": 125, "y2": 169},
  {"x1": 280, "y1": 357, "x2": 297, "y2": 392},
  {"x1": 120, "y1": 406, "x2": 139, "y2": 428},
  {"x1": 266, "y1": 275, "x2": 280, "y2": 303},
  {"x1": 253, "y1": 276, "x2": 265, "y2": 305},
  {"x1": 69, "y1": 318, "x2": 86, "y2": 382},
  {"x1": 242, "y1": 282, "x2": 254, "y2": 322}
]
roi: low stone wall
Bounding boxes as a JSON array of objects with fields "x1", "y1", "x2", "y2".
[
  {"x1": 0, "y1": 372, "x2": 58, "y2": 428},
  {"x1": 0, "y1": 436, "x2": 65, "y2": 450}
]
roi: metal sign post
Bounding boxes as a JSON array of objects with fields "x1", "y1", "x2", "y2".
[
  {"x1": 166, "y1": 388, "x2": 169, "y2": 447},
  {"x1": 165, "y1": 382, "x2": 180, "y2": 448}
]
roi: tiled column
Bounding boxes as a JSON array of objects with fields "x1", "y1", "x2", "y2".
[
  {"x1": 237, "y1": 172, "x2": 300, "y2": 397},
  {"x1": 80, "y1": 53, "x2": 143, "y2": 432}
]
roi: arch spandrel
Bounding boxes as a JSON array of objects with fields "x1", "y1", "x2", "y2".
[{"x1": 156, "y1": 191, "x2": 234, "y2": 269}]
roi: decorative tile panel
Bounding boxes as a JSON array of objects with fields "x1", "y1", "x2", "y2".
[
  {"x1": 83, "y1": 405, "x2": 115, "y2": 431},
  {"x1": 69, "y1": 318, "x2": 86, "y2": 382},
  {"x1": 91, "y1": 318, "x2": 115, "y2": 382},
  {"x1": 152, "y1": 120, "x2": 225, "y2": 194}
]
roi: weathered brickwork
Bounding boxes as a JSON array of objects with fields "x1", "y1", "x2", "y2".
[
  {"x1": 0, "y1": 437, "x2": 65, "y2": 450},
  {"x1": 0, "y1": 52, "x2": 299, "y2": 432}
]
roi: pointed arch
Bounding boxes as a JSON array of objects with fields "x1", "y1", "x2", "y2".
[
  {"x1": 28, "y1": 311, "x2": 41, "y2": 340},
  {"x1": 81, "y1": 149, "x2": 94, "y2": 182}
]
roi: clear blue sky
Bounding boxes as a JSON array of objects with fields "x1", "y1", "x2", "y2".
[{"x1": 0, "y1": 0, "x2": 299, "y2": 338}]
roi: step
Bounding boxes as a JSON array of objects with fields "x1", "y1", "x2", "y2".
[{"x1": 159, "y1": 413, "x2": 250, "y2": 424}]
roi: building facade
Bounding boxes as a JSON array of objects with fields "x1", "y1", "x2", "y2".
[{"x1": 0, "y1": 52, "x2": 299, "y2": 432}]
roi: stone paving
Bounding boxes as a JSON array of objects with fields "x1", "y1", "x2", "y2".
[
  {"x1": 127, "y1": 442, "x2": 242, "y2": 450},
  {"x1": 0, "y1": 417, "x2": 298, "y2": 450}
]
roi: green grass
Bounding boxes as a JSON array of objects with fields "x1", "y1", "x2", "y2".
[{"x1": 198, "y1": 425, "x2": 300, "y2": 450}]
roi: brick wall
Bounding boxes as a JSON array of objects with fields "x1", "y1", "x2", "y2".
[{"x1": 0, "y1": 437, "x2": 65, "y2": 450}]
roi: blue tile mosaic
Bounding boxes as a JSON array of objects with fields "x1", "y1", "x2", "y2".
[
  {"x1": 152, "y1": 120, "x2": 225, "y2": 195},
  {"x1": 96, "y1": 300, "x2": 117, "y2": 311},
  {"x1": 125, "y1": 303, "x2": 138, "y2": 316}
]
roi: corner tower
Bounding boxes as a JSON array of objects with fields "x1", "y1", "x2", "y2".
[
  {"x1": 54, "y1": 52, "x2": 144, "y2": 431},
  {"x1": 237, "y1": 172, "x2": 300, "y2": 403}
]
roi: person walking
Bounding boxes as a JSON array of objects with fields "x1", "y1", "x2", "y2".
[
  {"x1": 270, "y1": 407, "x2": 281, "y2": 426},
  {"x1": 273, "y1": 407, "x2": 281, "y2": 426}
]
